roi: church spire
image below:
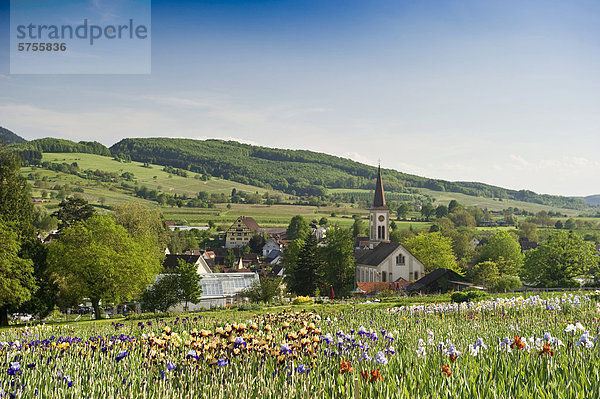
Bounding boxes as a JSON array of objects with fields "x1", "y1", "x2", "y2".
[{"x1": 372, "y1": 164, "x2": 389, "y2": 210}]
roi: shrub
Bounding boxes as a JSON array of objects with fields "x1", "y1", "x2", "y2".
[
  {"x1": 466, "y1": 290, "x2": 490, "y2": 302},
  {"x1": 292, "y1": 296, "x2": 314, "y2": 305},
  {"x1": 451, "y1": 292, "x2": 468, "y2": 303}
]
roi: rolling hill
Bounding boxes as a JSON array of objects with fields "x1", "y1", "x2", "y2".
[
  {"x1": 0, "y1": 127, "x2": 27, "y2": 144},
  {"x1": 584, "y1": 195, "x2": 600, "y2": 206},
  {"x1": 9, "y1": 135, "x2": 597, "y2": 213}
]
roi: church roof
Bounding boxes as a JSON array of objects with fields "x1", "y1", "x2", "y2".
[
  {"x1": 355, "y1": 242, "x2": 401, "y2": 266},
  {"x1": 372, "y1": 165, "x2": 389, "y2": 210}
]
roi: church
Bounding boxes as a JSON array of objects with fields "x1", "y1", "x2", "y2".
[{"x1": 355, "y1": 166, "x2": 425, "y2": 284}]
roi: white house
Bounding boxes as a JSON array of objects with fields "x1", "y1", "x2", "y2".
[{"x1": 262, "y1": 239, "x2": 282, "y2": 256}]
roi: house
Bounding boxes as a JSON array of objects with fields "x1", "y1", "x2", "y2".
[
  {"x1": 225, "y1": 216, "x2": 261, "y2": 248},
  {"x1": 162, "y1": 254, "x2": 212, "y2": 274},
  {"x1": 354, "y1": 165, "x2": 426, "y2": 283},
  {"x1": 265, "y1": 249, "x2": 282, "y2": 265},
  {"x1": 355, "y1": 236, "x2": 370, "y2": 250},
  {"x1": 408, "y1": 268, "x2": 471, "y2": 294},
  {"x1": 519, "y1": 237, "x2": 538, "y2": 252},
  {"x1": 262, "y1": 239, "x2": 282, "y2": 256},
  {"x1": 42, "y1": 231, "x2": 60, "y2": 244}
]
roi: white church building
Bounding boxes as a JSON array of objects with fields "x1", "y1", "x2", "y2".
[{"x1": 355, "y1": 166, "x2": 425, "y2": 283}]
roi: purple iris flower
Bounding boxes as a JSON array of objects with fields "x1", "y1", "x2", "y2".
[
  {"x1": 296, "y1": 365, "x2": 309, "y2": 374},
  {"x1": 186, "y1": 350, "x2": 199, "y2": 360},
  {"x1": 116, "y1": 350, "x2": 128, "y2": 362},
  {"x1": 167, "y1": 362, "x2": 176, "y2": 371},
  {"x1": 280, "y1": 343, "x2": 292, "y2": 355},
  {"x1": 217, "y1": 358, "x2": 228, "y2": 367}
]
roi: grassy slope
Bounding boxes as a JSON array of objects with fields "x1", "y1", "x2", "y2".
[
  {"x1": 25, "y1": 153, "x2": 434, "y2": 229},
  {"x1": 331, "y1": 188, "x2": 582, "y2": 216}
]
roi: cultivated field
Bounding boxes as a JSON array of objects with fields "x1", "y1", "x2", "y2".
[{"x1": 1, "y1": 293, "x2": 598, "y2": 398}]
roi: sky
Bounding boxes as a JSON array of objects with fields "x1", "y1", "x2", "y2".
[{"x1": 0, "y1": 0, "x2": 599, "y2": 196}]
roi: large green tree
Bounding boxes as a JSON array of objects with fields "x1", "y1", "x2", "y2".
[
  {"x1": 0, "y1": 150, "x2": 38, "y2": 325},
  {"x1": 0, "y1": 150, "x2": 34, "y2": 238},
  {"x1": 113, "y1": 202, "x2": 169, "y2": 259},
  {"x1": 319, "y1": 227, "x2": 355, "y2": 296},
  {"x1": 404, "y1": 232, "x2": 459, "y2": 274},
  {"x1": 284, "y1": 234, "x2": 323, "y2": 296},
  {"x1": 0, "y1": 219, "x2": 37, "y2": 325},
  {"x1": 286, "y1": 215, "x2": 311, "y2": 241},
  {"x1": 52, "y1": 196, "x2": 95, "y2": 231},
  {"x1": 177, "y1": 259, "x2": 203, "y2": 311},
  {"x1": 521, "y1": 231, "x2": 598, "y2": 288},
  {"x1": 478, "y1": 231, "x2": 524, "y2": 269},
  {"x1": 48, "y1": 215, "x2": 162, "y2": 319}
]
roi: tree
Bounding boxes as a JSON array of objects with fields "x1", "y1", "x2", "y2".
[
  {"x1": 0, "y1": 150, "x2": 38, "y2": 326},
  {"x1": 396, "y1": 203, "x2": 410, "y2": 219},
  {"x1": 319, "y1": 227, "x2": 355, "y2": 297},
  {"x1": 435, "y1": 205, "x2": 448, "y2": 219},
  {"x1": 48, "y1": 215, "x2": 162, "y2": 319},
  {"x1": 0, "y1": 150, "x2": 34, "y2": 239},
  {"x1": 113, "y1": 203, "x2": 169, "y2": 257},
  {"x1": 478, "y1": 231, "x2": 524, "y2": 270},
  {"x1": 449, "y1": 209, "x2": 476, "y2": 227},
  {"x1": 176, "y1": 259, "x2": 203, "y2": 311},
  {"x1": 0, "y1": 219, "x2": 36, "y2": 326},
  {"x1": 564, "y1": 218, "x2": 576, "y2": 230},
  {"x1": 471, "y1": 260, "x2": 499, "y2": 289},
  {"x1": 554, "y1": 220, "x2": 564, "y2": 230},
  {"x1": 448, "y1": 200, "x2": 460, "y2": 214},
  {"x1": 404, "y1": 232, "x2": 459, "y2": 274},
  {"x1": 284, "y1": 235, "x2": 323, "y2": 296},
  {"x1": 142, "y1": 274, "x2": 182, "y2": 312},
  {"x1": 249, "y1": 234, "x2": 266, "y2": 254},
  {"x1": 286, "y1": 215, "x2": 311, "y2": 241},
  {"x1": 240, "y1": 277, "x2": 282, "y2": 303},
  {"x1": 352, "y1": 216, "x2": 364, "y2": 237},
  {"x1": 518, "y1": 221, "x2": 538, "y2": 242},
  {"x1": 52, "y1": 196, "x2": 95, "y2": 231},
  {"x1": 32, "y1": 205, "x2": 58, "y2": 230},
  {"x1": 318, "y1": 217, "x2": 328, "y2": 226},
  {"x1": 225, "y1": 248, "x2": 236, "y2": 267},
  {"x1": 521, "y1": 231, "x2": 598, "y2": 288},
  {"x1": 420, "y1": 203, "x2": 435, "y2": 221}
]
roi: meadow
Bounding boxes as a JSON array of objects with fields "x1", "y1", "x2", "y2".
[{"x1": 2, "y1": 293, "x2": 599, "y2": 398}]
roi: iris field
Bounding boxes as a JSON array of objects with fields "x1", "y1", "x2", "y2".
[{"x1": 2, "y1": 293, "x2": 600, "y2": 398}]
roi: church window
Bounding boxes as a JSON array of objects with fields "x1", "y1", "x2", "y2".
[
  {"x1": 382, "y1": 271, "x2": 386, "y2": 282},
  {"x1": 414, "y1": 271, "x2": 419, "y2": 280},
  {"x1": 389, "y1": 272, "x2": 393, "y2": 282},
  {"x1": 396, "y1": 254, "x2": 405, "y2": 265}
]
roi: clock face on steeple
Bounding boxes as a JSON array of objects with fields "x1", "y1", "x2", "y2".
[{"x1": 378, "y1": 215, "x2": 385, "y2": 222}]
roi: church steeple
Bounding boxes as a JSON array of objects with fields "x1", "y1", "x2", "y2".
[
  {"x1": 372, "y1": 164, "x2": 389, "y2": 210},
  {"x1": 369, "y1": 163, "x2": 390, "y2": 248}
]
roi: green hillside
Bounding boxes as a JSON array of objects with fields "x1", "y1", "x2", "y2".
[
  {"x1": 0, "y1": 126, "x2": 26, "y2": 144},
  {"x1": 110, "y1": 137, "x2": 592, "y2": 211},
  {"x1": 584, "y1": 195, "x2": 600, "y2": 206}
]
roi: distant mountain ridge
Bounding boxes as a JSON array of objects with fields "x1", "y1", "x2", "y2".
[
  {"x1": 584, "y1": 195, "x2": 600, "y2": 206},
  {"x1": 7, "y1": 134, "x2": 595, "y2": 211},
  {"x1": 0, "y1": 127, "x2": 27, "y2": 144}
]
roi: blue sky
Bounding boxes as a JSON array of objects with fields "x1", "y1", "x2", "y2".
[{"x1": 1, "y1": 0, "x2": 599, "y2": 196}]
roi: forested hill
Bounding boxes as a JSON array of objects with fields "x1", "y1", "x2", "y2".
[
  {"x1": 11, "y1": 138, "x2": 111, "y2": 163},
  {"x1": 109, "y1": 137, "x2": 590, "y2": 210},
  {"x1": 0, "y1": 127, "x2": 27, "y2": 144},
  {"x1": 585, "y1": 195, "x2": 600, "y2": 206}
]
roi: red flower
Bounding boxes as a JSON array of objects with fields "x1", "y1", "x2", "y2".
[
  {"x1": 538, "y1": 343, "x2": 554, "y2": 357},
  {"x1": 441, "y1": 364, "x2": 452, "y2": 377},
  {"x1": 339, "y1": 361, "x2": 353, "y2": 374}
]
